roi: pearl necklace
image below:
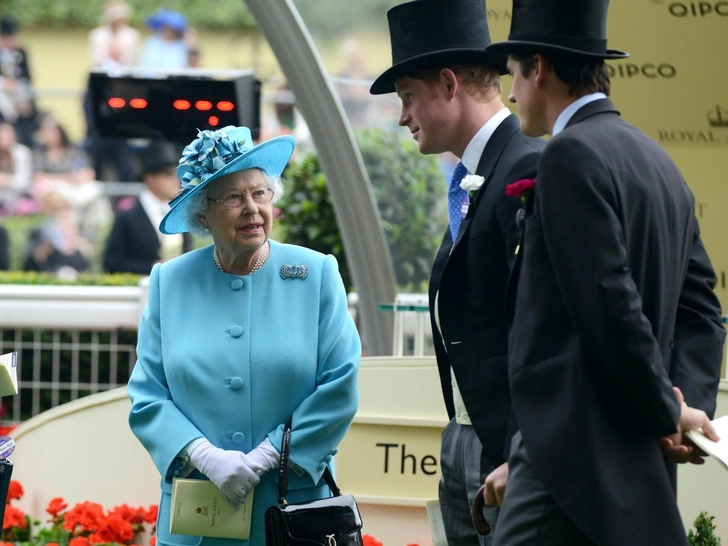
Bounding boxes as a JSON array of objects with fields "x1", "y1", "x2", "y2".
[{"x1": 213, "y1": 243, "x2": 269, "y2": 274}]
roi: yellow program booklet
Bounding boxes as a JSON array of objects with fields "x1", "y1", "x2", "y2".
[
  {"x1": 0, "y1": 352, "x2": 18, "y2": 397},
  {"x1": 170, "y1": 478, "x2": 254, "y2": 539}
]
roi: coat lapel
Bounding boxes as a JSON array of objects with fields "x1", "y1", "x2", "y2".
[{"x1": 451, "y1": 114, "x2": 521, "y2": 249}]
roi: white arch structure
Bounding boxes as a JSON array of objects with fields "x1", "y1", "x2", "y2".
[{"x1": 244, "y1": 0, "x2": 396, "y2": 356}]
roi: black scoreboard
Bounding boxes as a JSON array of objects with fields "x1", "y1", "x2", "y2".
[{"x1": 87, "y1": 68, "x2": 261, "y2": 143}]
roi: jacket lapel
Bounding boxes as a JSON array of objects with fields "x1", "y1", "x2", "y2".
[{"x1": 451, "y1": 114, "x2": 521, "y2": 249}]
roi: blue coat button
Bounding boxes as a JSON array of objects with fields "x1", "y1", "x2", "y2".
[
  {"x1": 318, "y1": 462, "x2": 326, "y2": 471},
  {"x1": 230, "y1": 325, "x2": 243, "y2": 338},
  {"x1": 230, "y1": 377, "x2": 244, "y2": 390},
  {"x1": 232, "y1": 432, "x2": 245, "y2": 443},
  {"x1": 231, "y1": 279, "x2": 244, "y2": 290}
]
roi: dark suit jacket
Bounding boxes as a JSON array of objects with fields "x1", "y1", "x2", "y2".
[
  {"x1": 506, "y1": 99, "x2": 725, "y2": 546},
  {"x1": 103, "y1": 201, "x2": 163, "y2": 274},
  {"x1": 429, "y1": 113, "x2": 545, "y2": 470}
]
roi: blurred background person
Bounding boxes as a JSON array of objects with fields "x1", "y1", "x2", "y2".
[
  {"x1": 0, "y1": 121, "x2": 32, "y2": 213},
  {"x1": 32, "y1": 114, "x2": 112, "y2": 243},
  {"x1": 0, "y1": 16, "x2": 37, "y2": 148},
  {"x1": 86, "y1": 0, "x2": 139, "y2": 184},
  {"x1": 22, "y1": 189, "x2": 92, "y2": 276},
  {"x1": 187, "y1": 46, "x2": 202, "y2": 68},
  {"x1": 103, "y1": 140, "x2": 183, "y2": 274},
  {"x1": 139, "y1": 9, "x2": 189, "y2": 69},
  {"x1": 88, "y1": 0, "x2": 140, "y2": 69}
]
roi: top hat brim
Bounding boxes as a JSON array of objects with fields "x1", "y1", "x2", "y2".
[
  {"x1": 159, "y1": 135, "x2": 295, "y2": 235},
  {"x1": 370, "y1": 49, "x2": 508, "y2": 95},
  {"x1": 485, "y1": 40, "x2": 629, "y2": 60}
]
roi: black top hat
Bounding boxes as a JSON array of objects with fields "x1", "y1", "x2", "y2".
[
  {"x1": 141, "y1": 141, "x2": 180, "y2": 177},
  {"x1": 0, "y1": 17, "x2": 19, "y2": 36},
  {"x1": 370, "y1": 0, "x2": 507, "y2": 95},
  {"x1": 485, "y1": 0, "x2": 628, "y2": 59}
]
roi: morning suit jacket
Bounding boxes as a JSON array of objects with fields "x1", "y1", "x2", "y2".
[
  {"x1": 103, "y1": 201, "x2": 163, "y2": 274},
  {"x1": 127, "y1": 241, "x2": 361, "y2": 546},
  {"x1": 505, "y1": 99, "x2": 725, "y2": 546},
  {"x1": 428, "y1": 113, "x2": 546, "y2": 470}
]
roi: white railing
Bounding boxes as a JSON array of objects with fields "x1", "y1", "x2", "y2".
[
  {"x1": 0, "y1": 283, "x2": 722, "y2": 424},
  {"x1": 0, "y1": 282, "x2": 149, "y2": 422}
]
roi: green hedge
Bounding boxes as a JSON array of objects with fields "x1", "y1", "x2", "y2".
[
  {"x1": 0, "y1": 270, "x2": 143, "y2": 286},
  {"x1": 1, "y1": 0, "x2": 255, "y2": 30}
]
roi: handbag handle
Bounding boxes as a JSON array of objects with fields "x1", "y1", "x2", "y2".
[{"x1": 276, "y1": 423, "x2": 342, "y2": 505}]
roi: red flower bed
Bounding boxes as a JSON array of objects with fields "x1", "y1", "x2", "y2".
[{"x1": 1, "y1": 481, "x2": 157, "y2": 546}]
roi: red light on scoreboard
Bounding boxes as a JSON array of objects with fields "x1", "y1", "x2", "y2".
[
  {"x1": 208, "y1": 116, "x2": 219, "y2": 127},
  {"x1": 130, "y1": 98, "x2": 148, "y2": 109},
  {"x1": 217, "y1": 101, "x2": 234, "y2": 112},
  {"x1": 108, "y1": 97, "x2": 126, "y2": 108},
  {"x1": 173, "y1": 100, "x2": 191, "y2": 110},
  {"x1": 195, "y1": 100, "x2": 213, "y2": 111}
]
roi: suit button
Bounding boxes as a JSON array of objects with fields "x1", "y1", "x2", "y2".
[
  {"x1": 231, "y1": 325, "x2": 243, "y2": 338},
  {"x1": 232, "y1": 432, "x2": 245, "y2": 443},
  {"x1": 230, "y1": 377, "x2": 244, "y2": 390},
  {"x1": 231, "y1": 279, "x2": 244, "y2": 290}
]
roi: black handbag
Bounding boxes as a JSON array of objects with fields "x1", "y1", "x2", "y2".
[{"x1": 265, "y1": 425, "x2": 364, "y2": 546}]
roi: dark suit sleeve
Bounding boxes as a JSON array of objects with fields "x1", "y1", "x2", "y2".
[
  {"x1": 103, "y1": 215, "x2": 157, "y2": 274},
  {"x1": 537, "y1": 136, "x2": 679, "y2": 438},
  {"x1": 671, "y1": 227, "x2": 725, "y2": 418},
  {"x1": 495, "y1": 151, "x2": 542, "y2": 460}
]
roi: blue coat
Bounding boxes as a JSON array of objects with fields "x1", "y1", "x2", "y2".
[{"x1": 128, "y1": 240, "x2": 361, "y2": 546}]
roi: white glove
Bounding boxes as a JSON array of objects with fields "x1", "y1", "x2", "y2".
[
  {"x1": 188, "y1": 439, "x2": 260, "y2": 508},
  {"x1": 246, "y1": 438, "x2": 281, "y2": 476}
]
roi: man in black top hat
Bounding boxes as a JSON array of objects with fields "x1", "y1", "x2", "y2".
[
  {"x1": 103, "y1": 141, "x2": 184, "y2": 274},
  {"x1": 371, "y1": 1, "x2": 545, "y2": 544},
  {"x1": 484, "y1": 1, "x2": 724, "y2": 544}
]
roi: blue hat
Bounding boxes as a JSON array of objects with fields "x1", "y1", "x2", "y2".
[
  {"x1": 159, "y1": 126, "x2": 295, "y2": 235},
  {"x1": 146, "y1": 9, "x2": 187, "y2": 34}
]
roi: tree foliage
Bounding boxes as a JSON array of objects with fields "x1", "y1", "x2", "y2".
[
  {"x1": 688, "y1": 512, "x2": 722, "y2": 546},
  {"x1": 0, "y1": 0, "x2": 399, "y2": 33},
  {"x1": 291, "y1": 0, "x2": 399, "y2": 37},
  {"x1": 276, "y1": 128, "x2": 447, "y2": 294},
  {"x1": 276, "y1": 152, "x2": 353, "y2": 291}
]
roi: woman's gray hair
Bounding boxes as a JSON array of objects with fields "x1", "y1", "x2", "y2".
[{"x1": 182, "y1": 168, "x2": 284, "y2": 238}]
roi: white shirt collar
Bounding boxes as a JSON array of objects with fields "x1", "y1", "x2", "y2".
[
  {"x1": 552, "y1": 92, "x2": 606, "y2": 136},
  {"x1": 139, "y1": 188, "x2": 170, "y2": 239},
  {"x1": 460, "y1": 107, "x2": 511, "y2": 174}
]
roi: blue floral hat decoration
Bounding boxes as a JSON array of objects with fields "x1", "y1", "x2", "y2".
[{"x1": 159, "y1": 125, "x2": 295, "y2": 234}]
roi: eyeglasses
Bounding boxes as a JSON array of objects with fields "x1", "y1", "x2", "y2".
[{"x1": 207, "y1": 188, "x2": 274, "y2": 209}]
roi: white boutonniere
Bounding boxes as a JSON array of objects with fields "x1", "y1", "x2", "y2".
[
  {"x1": 458, "y1": 174, "x2": 485, "y2": 219},
  {"x1": 459, "y1": 174, "x2": 485, "y2": 197}
]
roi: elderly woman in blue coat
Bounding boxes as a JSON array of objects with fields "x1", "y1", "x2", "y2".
[{"x1": 127, "y1": 126, "x2": 361, "y2": 546}]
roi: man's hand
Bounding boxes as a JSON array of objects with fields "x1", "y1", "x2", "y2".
[
  {"x1": 484, "y1": 462, "x2": 509, "y2": 507},
  {"x1": 659, "y1": 387, "x2": 720, "y2": 464}
]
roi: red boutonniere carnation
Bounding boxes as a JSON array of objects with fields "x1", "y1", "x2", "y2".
[{"x1": 505, "y1": 178, "x2": 536, "y2": 204}]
